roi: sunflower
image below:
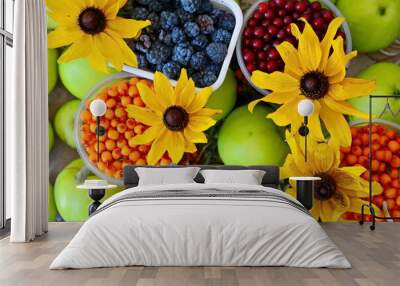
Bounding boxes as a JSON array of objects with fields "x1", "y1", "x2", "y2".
[
  {"x1": 126, "y1": 69, "x2": 221, "y2": 165},
  {"x1": 249, "y1": 17, "x2": 375, "y2": 147},
  {"x1": 281, "y1": 131, "x2": 382, "y2": 221},
  {"x1": 47, "y1": 0, "x2": 150, "y2": 72}
]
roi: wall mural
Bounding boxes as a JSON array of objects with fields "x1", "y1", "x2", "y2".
[{"x1": 47, "y1": 0, "x2": 400, "y2": 222}]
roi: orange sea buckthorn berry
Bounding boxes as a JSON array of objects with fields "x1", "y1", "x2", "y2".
[
  {"x1": 134, "y1": 124, "x2": 145, "y2": 134},
  {"x1": 378, "y1": 162, "x2": 386, "y2": 173},
  {"x1": 112, "y1": 160, "x2": 122, "y2": 169},
  {"x1": 126, "y1": 118, "x2": 136, "y2": 129},
  {"x1": 101, "y1": 151, "x2": 112, "y2": 162},
  {"x1": 133, "y1": 96, "x2": 145, "y2": 107},
  {"x1": 340, "y1": 146, "x2": 351, "y2": 154},
  {"x1": 358, "y1": 156, "x2": 368, "y2": 167},
  {"x1": 361, "y1": 171, "x2": 370, "y2": 181},
  {"x1": 125, "y1": 130, "x2": 135, "y2": 141},
  {"x1": 379, "y1": 135, "x2": 389, "y2": 146},
  {"x1": 384, "y1": 150, "x2": 393, "y2": 162},
  {"x1": 138, "y1": 145, "x2": 150, "y2": 154},
  {"x1": 362, "y1": 147, "x2": 369, "y2": 157},
  {"x1": 135, "y1": 158, "x2": 146, "y2": 165},
  {"x1": 373, "y1": 196, "x2": 384, "y2": 208},
  {"x1": 89, "y1": 123, "x2": 97, "y2": 133},
  {"x1": 129, "y1": 150, "x2": 141, "y2": 162},
  {"x1": 88, "y1": 152, "x2": 97, "y2": 162},
  {"x1": 117, "y1": 138, "x2": 128, "y2": 148},
  {"x1": 80, "y1": 110, "x2": 92, "y2": 122},
  {"x1": 375, "y1": 150, "x2": 385, "y2": 161},
  {"x1": 371, "y1": 143, "x2": 380, "y2": 152},
  {"x1": 360, "y1": 133, "x2": 369, "y2": 145},
  {"x1": 114, "y1": 170, "x2": 123, "y2": 179},
  {"x1": 117, "y1": 81, "x2": 129, "y2": 94},
  {"x1": 115, "y1": 107, "x2": 126, "y2": 118},
  {"x1": 388, "y1": 140, "x2": 400, "y2": 153},
  {"x1": 107, "y1": 87, "x2": 118, "y2": 97},
  {"x1": 371, "y1": 174, "x2": 379, "y2": 182},
  {"x1": 390, "y1": 168, "x2": 399, "y2": 179},
  {"x1": 97, "y1": 161, "x2": 106, "y2": 171},
  {"x1": 353, "y1": 138, "x2": 362, "y2": 146},
  {"x1": 352, "y1": 146, "x2": 362, "y2": 156},
  {"x1": 128, "y1": 85, "x2": 139, "y2": 97},
  {"x1": 160, "y1": 158, "x2": 172, "y2": 166},
  {"x1": 117, "y1": 123, "x2": 127, "y2": 133},
  {"x1": 380, "y1": 173, "x2": 391, "y2": 186},
  {"x1": 351, "y1": 127, "x2": 358, "y2": 137},
  {"x1": 386, "y1": 199, "x2": 396, "y2": 210},
  {"x1": 385, "y1": 188, "x2": 397, "y2": 199},
  {"x1": 94, "y1": 142, "x2": 105, "y2": 153},
  {"x1": 121, "y1": 96, "x2": 132, "y2": 107},
  {"x1": 129, "y1": 78, "x2": 139, "y2": 86},
  {"x1": 386, "y1": 130, "x2": 396, "y2": 139},
  {"x1": 128, "y1": 137, "x2": 137, "y2": 148},
  {"x1": 110, "y1": 118, "x2": 118, "y2": 128},
  {"x1": 391, "y1": 156, "x2": 400, "y2": 168},
  {"x1": 112, "y1": 148, "x2": 122, "y2": 160},
  {"x1": 396, "y1": 196, "x2": 400, "y2": 207},
  {"x1": 346, "y1": 154, "x2": 357, "y2": 165},
  {"x1": 391, "y1": 179, "x2": 400, "y2": 188},
  {"x1": 105, "y1": 109, "x2": 114, "y2": 120},
  {"x1": 105, "y1": 167, "x2": 114, "y2": 177},
  {"x1": 121, "y1": 146, "x2": 131, "y2": 156},
  {"x1": 105, "y1": 139, "x2": 116, "y2": 150},
  {"x1": 108, "y1": 129, "x2": 119, "y2": 140},
  {"x1": 371, "y1": 133, "x2": 380, "y2": 143},
  {"x1": 106, "y1": 98, "x2": 117, "y2": 108}
]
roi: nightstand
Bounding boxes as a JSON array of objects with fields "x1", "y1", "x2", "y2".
[
  {"x1": 289, "y1": 177, "x2": 321, "y2": 210},
  {"x1": 77, "y1": 180, "x2": 117, "y2": 215}
]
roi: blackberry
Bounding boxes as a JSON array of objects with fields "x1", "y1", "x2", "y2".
[
  {"x1": 206, "y1": 42, "x2": 227, "y2": 63},
  {"x1": 138, "y1": 54, "x2": 149, "y2": 69},
  {"x1": 180, "y1": 0, "x2": 201, "y2": 14},
  {"x1": 176, "y1": 8, "x2": 194, "y2": 23},
  {"x1": 202, "y1": 71, "x2": 217, "y2": 86},
  {"x1": 160, "y1": 11, "x2": 179, "y2": 30},
  {"x1": 172, "y1": 44, "x2": 194, "y2": 66},
  {"x1": 136, "y1": 0, "x2": 152, "y2": 5},
  {"x1": 184, "y1": 22, "x2": 200, "y2": 38},
  {"x1": 159, "y1": 29, "x2": 173, "y2": 45},
  {"x1": 171, "y1": 27, "x2": 187, "y2": 44},
  {"x1": 212, "y1": 28, "x2": 232, "y2": 44},
  {"x1": 218, "y1": 13, "x2": 235, "y2": 31},
  {"x1": 197, "y1": 14, "x2": 214, "y2": 35},
  {"x1": 148, "y1": 0, "x2": 165, "y2": 12},
  {"x1": 139, "y1": 34, "x2": 152, "y2": 49},
  {"x1": 189, "y1": 51, "x2": 207, "y2": 70},
  {"x1": 131, "y1": 7, "x2": 149, "y2": 20},
  {"x1": 191, "y1": 34, "x2": 208, "y2": 50},
  {"x1": 147, "y1": 12, "x2": 160, "y2": 31},
  {"x1": 146, "y1": 43, "x2": 171, "y2": 65},
  {"x1": 162, "y1": 62, "x2": 181, "y2": 79},
  {"x1": 204, "y1": 63, "x2": 220, "y2": 75},
  {"x1": 191, "y1": 72, "x2": 204, "y2": 87},
  {"x1": 210, "y1": 8, "x2": 224, "y2": 22},
  {"x1": 199, "y1": 0, "x2": 213, "y2": 13},
  {"x1": 155, "y1": 63, "x2": 164, "y2": 72}
]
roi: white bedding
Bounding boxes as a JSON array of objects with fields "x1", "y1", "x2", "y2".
[{"x1": 50, "y1": 183, "x2": 351, "y2": 269}]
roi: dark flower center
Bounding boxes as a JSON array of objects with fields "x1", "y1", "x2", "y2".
[
  {"x1": 314, "y1": 173, "x2": 336, "y2": 201},
  {"x1": 163, "y1": 106, "x2": 189, "y2": 131},
  {"x1": 78, "y1": 7, "x2": 106, "y2": 35},
  {"x1": 300, "y1": 71, "x2": 329, "y2": 99}
]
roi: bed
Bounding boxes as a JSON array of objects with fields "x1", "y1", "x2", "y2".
[{"x1": 50, "y1": 165, "x2": 351, "y2": 269}]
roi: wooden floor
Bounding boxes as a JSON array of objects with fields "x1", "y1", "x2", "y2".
[{"x1": 0, "y1": 223, "x2": 399, "y2": 286}]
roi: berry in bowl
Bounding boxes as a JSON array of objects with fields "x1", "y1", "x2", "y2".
[
  {"x1": 236, "y1": 0, "x2": 352, "y2": 95},
  {"x1": 120, "y1": 0, "x2": 243, "y2": 90}
]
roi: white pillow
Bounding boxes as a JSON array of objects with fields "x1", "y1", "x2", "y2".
[
  {"x1": 136, "y1": 167, "x2": 201, "y2": 186},
  {"x1": 200, "y1": 169, "x2": 266, "y2": 185}
]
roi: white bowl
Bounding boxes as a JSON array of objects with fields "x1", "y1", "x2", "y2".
[
  {"x1": 121, "y1": 0, "x2": 243, "y2": 91},
  {"x1": 236, "y1": 0, "x2": 353, "y2": 95}
]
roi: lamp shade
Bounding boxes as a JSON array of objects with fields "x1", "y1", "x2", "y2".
[
  {"x1": 89, "y1": 99, "x2": 107, "y2": 117},
  {"x1": 297, "y1": 99, "x2": 314, "y2": 117}
]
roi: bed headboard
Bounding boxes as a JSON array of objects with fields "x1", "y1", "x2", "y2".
[{"x1": 123, "y1": 165, "x2": 280, "y2": 188}]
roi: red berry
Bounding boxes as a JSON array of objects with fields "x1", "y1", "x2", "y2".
[
  {"x1": 261, "y1": 19, "x2": 271, "y2": 27},
  {"x1": 273, "y1": 17, "x2": 284, "y2": 27},
  {"x1": 247, "y1": 19, "x2": 257, "y2": 27},
  {"x1": 264, "y1": 9, "x2": 275, "y2": 19},
  {"x1": 243, "y1": 27, "x2": 254, "y2": 37},
  {"x1": 313, "y1": 17, "x2": 325, "y2": 30},
  {"x1": 254, "y1": 26, "x2": 267, "y2": 38},
  {"x1": 278, "y1": 9, "x2": 286, "y2": 17},
  {"x1": 252, "y1": 38, "x2": 264, "y2": 49},
  {"x1": 277, "y1": 30, "x2": 287, "y2": 40},
  {"x1": 273, "y1": 39, "x2": 282, "y2": 46},
  {"x1": 243, "y1": 38, "x2": 252, "y2": 47},
  {"x1": 257, "y1": 50, "x2": 268, "y2": 61},
  {"x1": 275, "y1": 0, "x2": 286, "y2": 8},
  {"x1": 285, "y1": 24, "x2": 292, "y2": 34},
  {"x1": 283, "y1": 15, "x2": 293, "y2": 24},
  {"x1": 253, "y1": 11, "x2": 263, "y2": 20},
  {"x1": 266, "y1": 60, "x2": 279, "y2": 72},
  {"x1": 246, "y1": 63, "x2": 256, "y2": 73},
  {"x1": 310, "y1": 1, "x2": 321, "y2": 11},
  {"x1": 292, "y1": 12, "x2": 300, "y2": 19},
  {"x1": 295, "y1": 1, "x2": 307, "y2": 12},
  {"x1": 321, "y1": 9, "x2": 334, "y2": 22},
  {"x1": 267, "y1": 47, "x2": 280, "y2": 60},
  {"x1": 302, "y1": 12, "x2": 313, "y2": 22},
  {"x1": 258, "y1": 2, "x2": 269, "y2": 13},
  {"x1": 263, "y1": 33, "x2": 272, "y2": 42},
  {"x1": 243, "y1": 51, "x2": 255, "y2": 63},
  {"x1": 258, "y1": 61, "x2": 269, "y2": 72},
  {"x1": 285, "y1": 0, "x2": 296, "y2": 11},
  {"x1": 267, "y1": 25, "x2": 279, "y2": 36}
]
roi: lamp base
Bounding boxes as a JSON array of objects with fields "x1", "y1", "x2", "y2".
[{"x1": 298, "y1": 125, "x2": 309, "y2": 136}]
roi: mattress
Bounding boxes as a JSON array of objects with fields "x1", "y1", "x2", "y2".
[{"x1": 50, "y1": 183, "x2": 351, "y2": 269}]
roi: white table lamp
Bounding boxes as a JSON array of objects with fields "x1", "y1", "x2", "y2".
[
  {"x1": 89, "y1": 99, "x2": 107, "y2": 162},
  {"x1": 297, "y1": 99, "x2": 315, "y2": 162}
]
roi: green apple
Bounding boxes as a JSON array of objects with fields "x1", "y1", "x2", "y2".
[
  {"x1": 206, "y1": 69, "x2": 237, "y2": 121},
  {"x1": 59, "y1": 57, "x2": 116, "y2": 99},
  {"x1": 54, "y1": 159, "x2": 122, "y2": 221},
  {"x1": 48, "y1": 182, "x2": 57, "y2": 222},
  {"x1": 54, "y1": 100, "x2": 80, "y2": 149},
  {"x1": 337, "y1": 0, "x2": 400, "y2": 53},
  {"x1": 218, "y1": 105, "x2": 289, "y2": 166},
  {"x1": 48, "y1": 48, "x2": 58, "y2": 94},
  {"x1": 46, "y1": 7, "x2": 58, "y2": 30},
  {"x1": 49, "y1": 121, "x2": 55, "y2": 152},
  {"x1": 348, "y1": 62, "x2": 400, "y2": 123}
]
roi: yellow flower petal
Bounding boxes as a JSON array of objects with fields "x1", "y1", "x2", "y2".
[
  {"x1": 176, "y1": 78, "x2": 196, "y2": 109},
  {"x1": 185, "y1": 141, "x2": 197, "y2": 153},
  {"x1": 136, "y1": 82, "x2": 164, "y2": 114},
  {"x1": 319, "y1": 105, "x2": 351, "y2": 147},
  {"x1": 87, "y1": 49, "x2": 109, "y2": 73},
  {"x1": 267, "y1": 98, "x2": 301, "y2": 126},
  {"x1": 130, "y1": 124, "x2": 163, "y2": 145},
  {"x1": 297, "y1": 18, "x2": 322, "y2": 71},
  {"x1": 57, "y1": 36, "x2": 92, "y2": 63},
  {"x1": 166, "y1": 131, "x2": 185, "y2": 163},
  {"x1": 276, "y1": 41, "x2": 303, "y2": 77},
  {"x1": 251, "y1": 71, "x2": 299, "y2": 92},
  {"x1": 186, "y1": 87, "x2": 213, "y2": 113},
  {"x1": 191, "y1": 107, "x2": 221, "y2": 118},
  {"x1": 320, "y1": 200, "x2": 336, "y2": 222},
  {"x1": 189, "y1": 116, "x2": 217, "y2": 132},
  {"x1": 95, "y1": 32, "x2": 124, "y2": 71},
  {"x1": 184, "y1": 127, "x2": 208, "y2": 143},
  {"x1": 154, "y1": 72, "x2": 175, "y2": 106},
  {"x1": 305, "y1": 100, "x2": 324, "y2": 140},
  {"x1": 46, "y1": 0, "x2": 81, "y2": 15},
  {"x1": 285, "y1": 131, "x2": 313, "y2": 175},
  {"x1": 319, "y1": 17, "x2": 344, "y2": 71},
  {"x1": 108, "y1": 18, "x2": 151, "y2": 38},
  {"x1": 106, "y1": 28, "x2": 138, "y2": 67},
  {"x1": 323, "y1": 96, "x2": 368, "y2": 119},
  {"x1": 338, "y1": 78, "x2": 376, "y2": 100},
  {"x1": 346, "y1": 198, "x2": 381, "y2": 216},
  {"x1": 147, "y1": 129, "x2": 168, "y2": 165},
  {"x1": 175, "y1": 69, "x2": 189, "y2": 97},
  {"x1": 308, "y1": 142, "x2": 339, "y2": 173},
  {"x1": 104, "y1": 0, "x2": 122, "y2": 19},
  {"x1": 48, "y1": 28, "x2": 84, "y2": 48},
  {"x1": 281, "y1": 156, "x2": 308, "y2": 179},
  {"x1": 125, "y1": 105, "x2": 160, "y2": 126}
]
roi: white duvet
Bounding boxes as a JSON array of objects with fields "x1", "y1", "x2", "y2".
[{"x1": 50, "y1": 183, "x2": 351, "y2": 269}]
